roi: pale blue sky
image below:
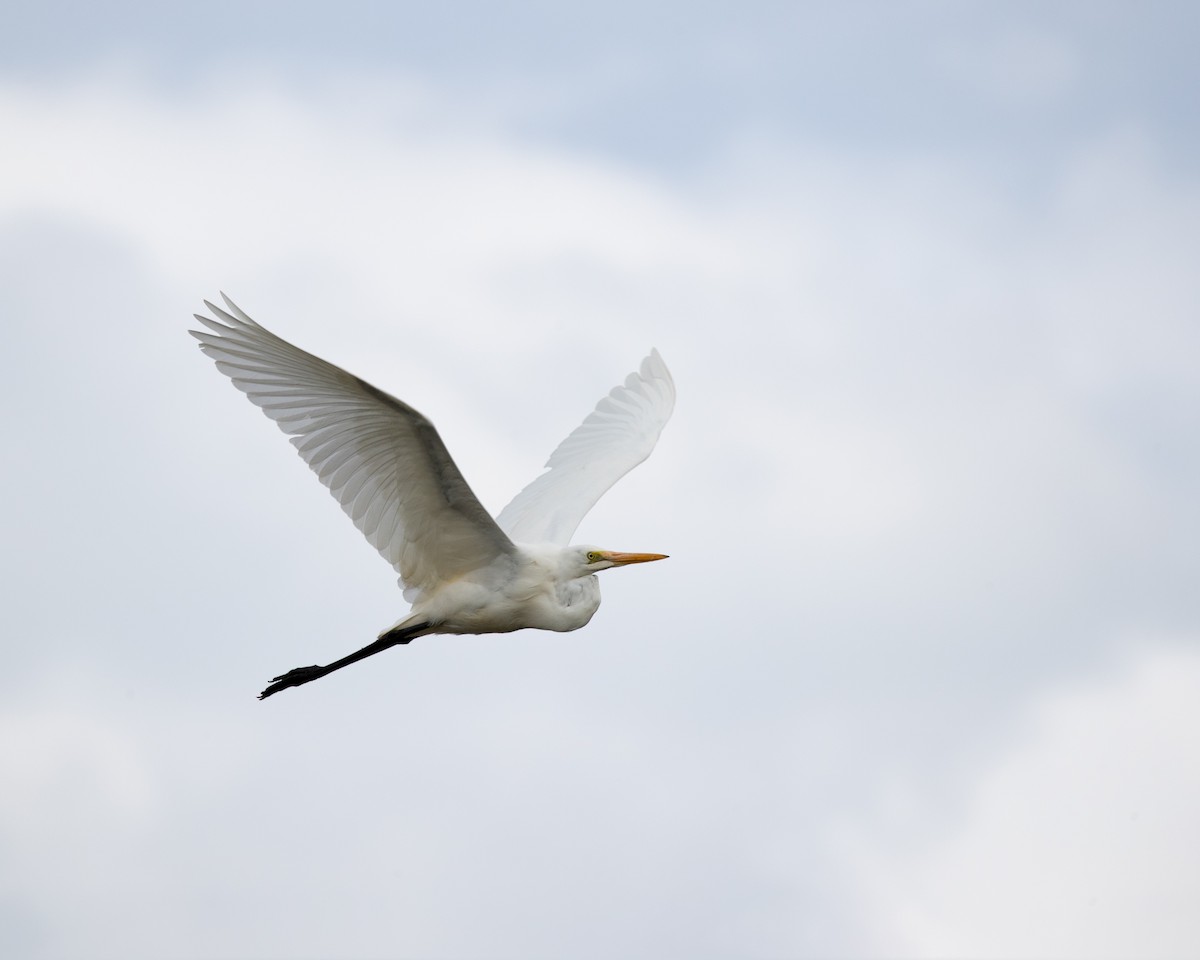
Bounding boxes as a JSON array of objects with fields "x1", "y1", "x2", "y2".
[{"x1": 6, "y1": 2, "x2": 1198, "y2": 170}]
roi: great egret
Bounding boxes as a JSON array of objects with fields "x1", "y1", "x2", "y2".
[{"x1": 191, "y1": 295, "x2": 674, "y2": 699}]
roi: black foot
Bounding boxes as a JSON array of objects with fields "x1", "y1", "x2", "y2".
[{"x1": 259, "y1": 664, "x2": 325, "y2": 700}]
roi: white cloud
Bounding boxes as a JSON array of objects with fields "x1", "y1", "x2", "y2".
[
  {"x1": 852, "y1": 644, "x2": 1200, "y2": 959},
  {"x1": 0, "y1": 61, "x2": 1197, "y2": 958}
]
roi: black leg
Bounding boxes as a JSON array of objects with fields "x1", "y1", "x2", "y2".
[{"x1": 258, "y1": 621, "x2": 431, "y2": 699}]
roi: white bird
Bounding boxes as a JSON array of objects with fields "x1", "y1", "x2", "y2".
[{"x1": 191, "y1": 295, "x2": 674, "y2": 699}]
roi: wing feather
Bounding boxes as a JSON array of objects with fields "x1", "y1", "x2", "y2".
[
  {"x1": 191, "y1": 295, "x2": 515, "y2": 600},
  {"x1": 495, "y1": 350, "x2": 675, "y2": 545}
]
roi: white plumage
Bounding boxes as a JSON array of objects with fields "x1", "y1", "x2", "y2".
[
  {"x1": 191, "y1": 294, "x2": 674, "y2": 698},
  {"x1": 495, "y1": 348, "x2": 675, "y2": 546}
]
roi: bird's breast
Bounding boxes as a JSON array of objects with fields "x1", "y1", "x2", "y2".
[
  {"x1": 511, "y1": 574, "x2": 598, "y2": 633},
  {"x1": 414, "y1": 564, "x2": 601, "y2": 635}
]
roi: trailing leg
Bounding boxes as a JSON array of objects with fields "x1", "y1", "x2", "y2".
[{"x1": 258, "y1": 620, "x2": 432, "y2": 699}]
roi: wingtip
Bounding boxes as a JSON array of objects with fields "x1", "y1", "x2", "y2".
[
  {"x1": 641, "y1": 347, "x2": 673, "y2": 386},
  {"x1": 219, "y1": 292, "x2": 257, "y2": 326}
]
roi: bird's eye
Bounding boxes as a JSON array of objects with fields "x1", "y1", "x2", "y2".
[{"x1": 586, "y1": 551, "x2": 600, "y2": 563}]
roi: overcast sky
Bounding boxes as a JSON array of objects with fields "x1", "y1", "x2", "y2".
[{"x1": 2, "y1": 3, "x2": 1198, "y2": 958}]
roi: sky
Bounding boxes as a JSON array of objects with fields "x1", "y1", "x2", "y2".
[{"x1": 2, "y1": 2, "x2": 1198, "y2": 957}]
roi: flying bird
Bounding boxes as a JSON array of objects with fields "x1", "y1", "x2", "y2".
[{"x1": 191, "y1": 295, "x2": 674, "y2": 699}]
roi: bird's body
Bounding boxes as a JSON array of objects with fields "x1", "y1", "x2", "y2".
[
  {"x1": 191, "y1": 295, "x2": 674, "y2": 698},
  {"x1": 383, "y1": 542, "x2": 607, "y2": 642}
]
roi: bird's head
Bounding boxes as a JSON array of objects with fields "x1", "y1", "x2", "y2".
[{"x1": 572, "y1": 546, "x2": 669, "y2": 576}]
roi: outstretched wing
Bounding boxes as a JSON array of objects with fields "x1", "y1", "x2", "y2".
[
  {"x1": 191, "y1": 295, "x2": 515, "y2": 601},
  {"x1": 496, "y1": 349, "x2": 675, "y2": 545}
]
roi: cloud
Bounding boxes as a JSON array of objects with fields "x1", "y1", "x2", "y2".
[
  {"x1": 851, "y1": 644, "x2": 1200, "y2": 958},
  {"x1": 0, "y1": 58, "x2": 1197, "y2": 958}
]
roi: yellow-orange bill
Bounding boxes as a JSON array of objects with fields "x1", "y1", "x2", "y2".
[{"x1": 601, "y1": 551, "x2": 669, "y2": 565}]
